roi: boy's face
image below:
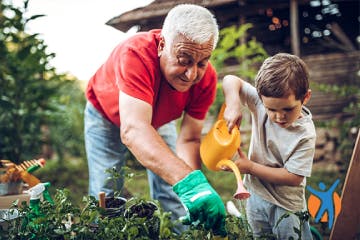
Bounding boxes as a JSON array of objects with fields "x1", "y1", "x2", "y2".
[{"x1": 261, "y1": 90, "x2": 311, "y2": 128}]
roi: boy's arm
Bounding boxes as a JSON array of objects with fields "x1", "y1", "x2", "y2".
[
  {"x1": 236, "y1": 149, "x2": 304, "y2": 186},
  {"x1": 222, "y1": 75, "x2": 244, "y2": 131}
]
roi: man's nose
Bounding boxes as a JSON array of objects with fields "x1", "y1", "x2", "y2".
[{"x1": 185, "y1": 65, "x2": 197, "y2": 82}]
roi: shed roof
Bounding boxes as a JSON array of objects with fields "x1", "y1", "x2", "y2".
[{"x1": 106, "y1": 0, "x2": 311, "y2": 32}]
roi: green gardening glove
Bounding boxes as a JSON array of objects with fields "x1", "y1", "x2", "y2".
[{"x1": 173, "y1": 170, "x2": 227, "y2": 237}]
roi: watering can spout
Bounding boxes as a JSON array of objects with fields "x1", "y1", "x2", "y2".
[
  {"x1": 233, "y1": 182, "x2": 250, "y2": 200},
  {"x1": 217, "y1": 159, "x2": 250, "y2": 200}
]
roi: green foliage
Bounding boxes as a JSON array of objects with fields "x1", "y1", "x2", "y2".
[
  {"x1": 209, "y1": 24, "x2": 268, "y2": 117},
  {"x1": 1, "y1": 165, "x2": 322, "y2": 239},
  {"x1": 0, "y1": 167, "x2": 253, "y2": 239},
  {"x1": 47, "y1": 79, "x2": 86, "y2": 162},
  {"x1": 1, "y1": 193, "x2": 254, "y2": 239},
  {"x1": 0, "y1": 0, "x2": 86, "y2": 163},
  {"x1": 312, "y1": 81, "x2": 359, "y2": 172},
  {"x1": 211, "y1": 24, "x2": 268, "y2": 82},
  {"x1": 0, "y1": 0, "x2": 58, "y2": 162}
]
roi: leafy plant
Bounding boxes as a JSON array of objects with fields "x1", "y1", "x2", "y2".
[
  {"x1": 209, "y1": 24, "x2": 268, "y2": 116},
  {"x1": 0, "y1": 166, "x2": 256, "y2": 239},
  {"x1": 0, "y1": 0, "x2": 56, "y2": 162},
  {"x1": 2, "y1": 165, "x2": 320, "y2": 239},
  {"x1": 47, "y1": 78, "x2": 86, "y2": 164},
  {"x1": 0, "y1": 0, "x2": 86, "y2": 164},
  {"x1": 211, "y1": 23, "x2": 268, "y2": 81},
  {"x1": 312, "y1": 81, "x2": 359, "y2": 174}
]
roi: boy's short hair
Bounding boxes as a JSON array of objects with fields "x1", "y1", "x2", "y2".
[{"x1": 255, "y1": 53, "x2": 310, "y2": 102}]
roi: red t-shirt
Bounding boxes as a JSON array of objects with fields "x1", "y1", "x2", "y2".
[{"x1": 86, "y1": 29, "x2": 217, "y2": 129}]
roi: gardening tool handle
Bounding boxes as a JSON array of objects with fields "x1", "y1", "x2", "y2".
[{"x1": 99, "y1": 192, "x2": 106, "y2": 208}]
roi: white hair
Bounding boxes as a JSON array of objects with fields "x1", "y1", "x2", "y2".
[{"x1": 161, "y1": 4, "x2": 219, "y2": 50}]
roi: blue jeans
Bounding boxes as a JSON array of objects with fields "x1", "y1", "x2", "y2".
[
  {"x1": 246, "y1": 190, "x2": 313, "y2": 240},
  {"x1": 84, "y1": 102, "x2": 187, "y2": 233}
]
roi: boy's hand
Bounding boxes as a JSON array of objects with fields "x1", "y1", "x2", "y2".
[
  {"x1": 233, "y1": 148, "x2": 254, "y2": 174},
  {"x1": 220, "y1": 148, "x2": 253, "y2": 174},
  {"x1": 223, "y1": 105, "x2": 242, "y2": 132}
]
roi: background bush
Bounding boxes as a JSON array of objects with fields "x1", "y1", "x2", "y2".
[{"x1": 0, "y1": 0, "x2": 86, "y2": 164}]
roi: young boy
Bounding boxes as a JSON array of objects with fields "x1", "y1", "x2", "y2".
[{"x1": 222, "y1": 53, "x2": 316, "y2": 239}]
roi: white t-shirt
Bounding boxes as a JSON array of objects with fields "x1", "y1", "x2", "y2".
[{"x1": 241, "y1": 81, "x2": 316, "y2": 211}]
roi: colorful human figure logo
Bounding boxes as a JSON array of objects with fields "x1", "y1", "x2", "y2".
[{"x1": 307, "y1": 179, "x2": 342, "y2": 229}]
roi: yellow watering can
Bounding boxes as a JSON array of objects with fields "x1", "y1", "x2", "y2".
[{"x1": 200, "y1": 104, "x2": 250, "y2": 200}]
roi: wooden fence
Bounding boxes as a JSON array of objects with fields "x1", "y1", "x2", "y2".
[{"x1": 303, "y1": 51, "x2": 360, "y2": 120}]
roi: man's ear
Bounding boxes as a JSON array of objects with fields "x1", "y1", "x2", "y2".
[
  {"x1": 158, "y1": 36, "x2": 165, "y2": 57},
  {"x1": 303, "y1": 89, "x2": 312, "y2": 105}
]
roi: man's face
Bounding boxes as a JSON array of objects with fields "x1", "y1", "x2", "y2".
[
  {"x1": 158, "y1": 35, "x2": 213, "y2": 92},
  {"x1": 261, "y1": 91, "x2": 310, "y2": 128}
]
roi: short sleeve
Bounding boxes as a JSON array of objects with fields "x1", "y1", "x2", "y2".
[
  {"x1": 284, "y1": 136, "x2": 316, "y2": 177},
  {"x1": 114, "y1": 48, "x2": 156, "y2": 105}
]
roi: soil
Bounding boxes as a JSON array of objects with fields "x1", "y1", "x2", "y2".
[
  {"x1": 105, "y1": 197, "x2": 126, "y2": 208},
  {"x1": 125, "y1": 202, "x2": 158, "y2": 218}
]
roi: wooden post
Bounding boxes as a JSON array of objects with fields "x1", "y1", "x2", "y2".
[
  {"x1": 330, "y1": 130, "x2": 360, "y2": 240},
  {"x1": 290, "y1": 0, "x2": 300, "y2": 56}
]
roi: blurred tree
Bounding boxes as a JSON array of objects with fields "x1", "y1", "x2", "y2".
[
  {"x1": 48, "y1": 78, "x2": 86, "y2": 163},
  {"x1": 0, "y1": 0, "x2": 85, "y2": 163}
]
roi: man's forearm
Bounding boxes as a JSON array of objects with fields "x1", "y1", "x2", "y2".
[
  {"x1": 176, "y1": 140, "x2": 202, "y2": 170},
  {"x1": 121, "y1": 122, "x2": 193, "y2": 185}
]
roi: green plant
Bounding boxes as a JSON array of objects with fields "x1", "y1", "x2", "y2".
[
  {"x1": 211, "y1": 23, "x2": 268, "y2": 81},
  {"x1": 0, "y1": 0, "x2": 56, "y2": 162},
  {"x1": 47, "y1": 78, "x2": 86, "y2": 163},
  {"x1": 312, "y1": 81, "x2": 359, "y2": 174},
  {"x1": 0, "y1": 0, "x2": 85, "y2": 163},
  {"x1": 0, "y1": 166, "x2": 256, "y2": 239},
  {"x1": 209, "y1": 24, "x2": 268, "y2": 116},
  {"x1": 3, "y1": 165, "x2": 323, "y2": 239},
  {"x1": 0, "y1": 176, "x2": 176, "y2": 240}
]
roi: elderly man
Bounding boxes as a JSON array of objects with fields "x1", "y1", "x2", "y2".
[{"x1": 84, "y1": 4, "x2": 226, "y2": 236}]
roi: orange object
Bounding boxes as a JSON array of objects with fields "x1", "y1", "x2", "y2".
[
  {"x1": 15, "y1": 166, "x2": 40, "y2": 188},
  {"x1": 308, "y1": 192, "x2": 341, "y2": 222},
  {"x1": 200, "y1": 104, "x2": 250, "y2": 200}
]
